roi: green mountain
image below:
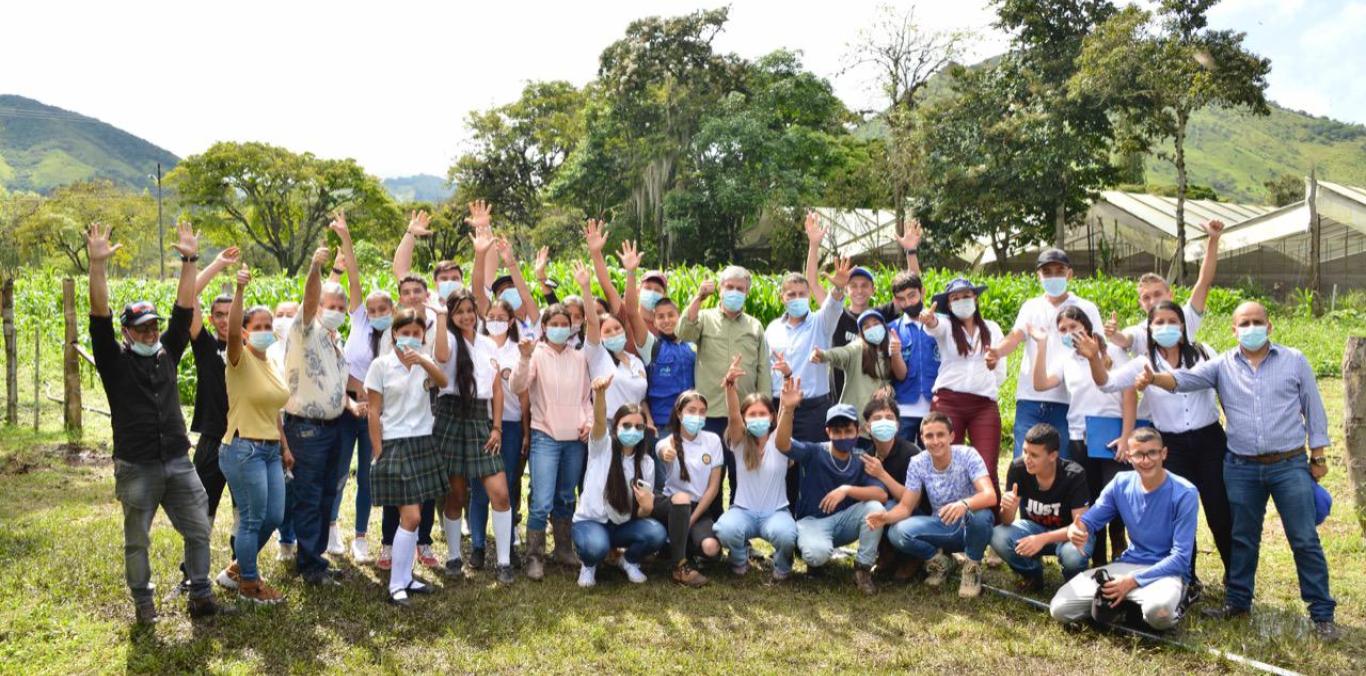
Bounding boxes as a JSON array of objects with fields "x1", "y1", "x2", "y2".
[
  {"x1": 382, "y1": 174, "x2": 453, "y2": 203},
  {"x1": 0, "y1": 94, "x2": 179, "y2": 193}
]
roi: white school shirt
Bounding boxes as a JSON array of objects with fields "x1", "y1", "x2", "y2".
[
  {"x1": 574, "y1": 432, "x2": 655, "y2": 525},
  {"x1": 1121, "y1": 302, "x2": 1204, "y2": 356},
  {"x1": 586, "y1": 342, "x2": 649, "y2": 418},
  {"x1": 437, "y1": 332, "x2": 498, "y2": 400},
  {"x1": 491, "y1": 337, "x2": 524, "y2": 422},
  {"x1": 926, "y1": 316, "x2": 1008, "y2": 400},
  {"x1": 658, "y1": 431, "x2": 725, "y2": 499},
  {"x1": 343, "y1": 306, "x2": 377, "y2": 382},
  {"x1": 364, "y1": 351, "x2": 436, "y2": 440},
  {"x1": 1048, "y1": 343, "x2": 1129, "y2": 437},
  {"x1": 1012, "y1": 294, "x2": 1104, "y2": 404},
  {"x1": 1102, "y1": 349, "x2": 1220, "y2": 434},
  {"x1": 733, "y1": 435, "x2": 791, "y2": 513},
  {"x1": 377, "y1": 307, "x2": 439, "y2": 359}
]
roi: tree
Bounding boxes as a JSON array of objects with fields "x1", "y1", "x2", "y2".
[
  {"x1": 13, "y1": 180, "x2": 157, "y2": 274},
  {"x1": 1264, "y1": 172, "x2": 1303, "y2": 207},
  {"x1": 1072, "y1": 1, "x2": 1270, "y2": 282},
  {"x1": 171, "y1": 142, "x2": 400, "y2": 275}
]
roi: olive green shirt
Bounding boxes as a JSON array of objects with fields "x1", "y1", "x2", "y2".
[
  {"x1": 678, "y1": 308, "x2": 773, "y2": 417},
  {"x1": 826, "y1": 340, "x2": 892, "y2": 423}
]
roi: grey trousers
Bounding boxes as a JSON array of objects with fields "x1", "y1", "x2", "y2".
[
  {"x1": 1048, "y1": 562, "x2": 1185, "y2": 630},
  {"x1": 114, "y1": 455, "x2": 213, "y2": 602}
]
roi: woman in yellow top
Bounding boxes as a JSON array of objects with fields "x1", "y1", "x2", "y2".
[{"x1": 217, "y1": 263, "x2": 292, "y2": 605}]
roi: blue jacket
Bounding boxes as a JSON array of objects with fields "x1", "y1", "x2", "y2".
[
  {"x1": 646, "y1": 336, "x2": 696, "y2": 425},
  {"x1": 889, "y1": 316, "x2": 939, "y2": 407}
]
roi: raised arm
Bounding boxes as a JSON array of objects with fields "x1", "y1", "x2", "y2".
[
  {"x1": 467, "y1": 201, "x2": 495, "y2": 316},
  {"x1": 172, "y1": 221, "x2": 199, "y2": 311},
  {"x1": 194, "y1": 246, "x2": 240, "y2": 297},
  {"x1": 722, "y1": 356, "x2": 747, "y2": 447},
  {"x1": 496, "y1": 237, "x2": 540, "y2": 324},
  {"x1": 590, "y1": 375, "x2": 612, "y2": 439},
  {"x1": 85, "y1": 222, "x2": 120, "y2": 318},
  {"x1": 774, "y1": 376, "x2": 802, "y2": 453},
  {"x1": 617, "y1": 241, "x2": 650, "y2": 349},
  {"x1": 227, "y1": 264, "x2": 250, "y2": 367},
  {"x1": 392, "y1": 210, "x2": 431, "y2": 280},
  {"x1": 803, "y1": 210, "x2": 829, "y2": 306},
  {"x1": 1190, "y1": 219, "x2": 1224, "y2": 314},
  {"x1": 301, "y1": 244, "x2": 330, "y2": 324},
  {"x1": 893, "y1": 219, "x2": 923, "y2": 276},
  {"x1": 584, "y1": 219, "x2": 624, "y2": 315},
  {"x1": 680, "y1": 279, "x2": 714, "y2": 335},
  {"x1": 1028, "y1": 325, "x2": 1062, "y2": 391},
  {"x1": 572, "y1": 262, "x2": 601, "y2": 346},
  {"x1": 331, "y1": 210, "x2": 363, "y2": 313}
]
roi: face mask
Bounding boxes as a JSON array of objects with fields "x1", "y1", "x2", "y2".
[
  {"x1": 395, "y1": 336, "x2": 423, "y2": 353},
  {"x1": 370, "y1": 313, "x2": 393, "y2": 331},
  {"x1": 903, "y1": 301, "x2": 924, "y2": 319},
  {"x1": 1237, "y1": 325, "x2": 1269, "y2": 351},
  {"x1": 249, "y1": 331, "x2": 277, "y2": 350},
  {"x1": 546, "y1": 326, "x2": 573, "y2": 345},
  {"x1": 640, "y1": 289, "x2": 664, "y2": 310},
  {"x1": 869, "y1": 419, "x2": 898, "y2": 442},
  {"x1": 485, "y1": 320, "x2": 509, "y2": 337},
  {"x1": 273, "y1": 316, "x2": 294, "y2": 338},
  {"x1": 1151, "y1": 324, "x2": 1183, "y2": 349},
  {"x1": 616, "y1": 426, "x2": 644, "y2": 448},
  {"x1": 129, "y1": 340, "x2": 161, "y2": 357},
  {"x1": 438, "y1": 280, "x2": 462, "y2": 299},
  {"x1": 1060, "y1": 332, "x2": 1076, "y2": 350},
  {"x1": 862, "y1": 324, "x2": 886, "y2": 345},
  {"x1": 950, "y1": 298, "x2": 976, "y2": 320},
  {"x1": 745, "y1": 417, "x2": 771, "y2": 438},
  {"x1": 785, "y1": 297, "x2": 810, "y2": 319},
  {"x1": 1041, "y1": 276, "x2": 1069, "y2": 298},
  {"x1": 831, "y1": 437, "x2": 858, "y2": 454},
  {"x1": 721, "y1": 289, "x2": 746, "y2": 313},
  {"x1": 499, "y1": 288, "x2": 523, "y2": 311},
  {"x1": 320, "y1": 309, "x2": 346, "y2": 331},
  {"x1": 603, "y1": 334, "x2": 628, "y2": 353},
  {"x1": 681, "y1": 414, "x2": 706, "y2": 436},
  {"x1": 571, "y1": 321, "x2": 583, "y2": 334}
]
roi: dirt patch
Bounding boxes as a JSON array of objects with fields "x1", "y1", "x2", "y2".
[
  {"x1": 0, "y1": 442, "x2": 109, "y2": 475},
  {"x1": 58, "y1": 442, "x2": 110, "y2": 467}
]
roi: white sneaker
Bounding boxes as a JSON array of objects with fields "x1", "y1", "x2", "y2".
[
  {"x1": 327, "y1": 524, "x2": 345, "y2": 556},
  {"x1": 215, "y1": 565, "x2": 240, "y2": 591},
  {"x1": 618, "y1": 559, "x2": 647, "y2": 584},
  {"x1": 577, "y1": 565, "x2": 597, "y2": 588},
  {"x1": 351, "y1": 536, "x2": 371, "y2": 562},
  {"x1": 277, "y1": 542, "x2": 297, "y2": 562}
]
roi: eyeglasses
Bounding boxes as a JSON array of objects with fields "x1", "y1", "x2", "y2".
[
  {"x1": 126, "y1": 322, "x2": 160, "y2": 335},
  {"x1": 1129, "y1": 448, "x2": 1163, "y2": 462}
]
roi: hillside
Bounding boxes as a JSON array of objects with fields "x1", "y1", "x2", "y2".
[
  {"x1": 382, "y1": 174, "x2": 453, "y2": 203},
  {"x1": 0, "y1": 94, "x2": 179, "y2": 193}
]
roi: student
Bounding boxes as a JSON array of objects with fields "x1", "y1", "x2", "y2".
[
  {"x1": 869, "y1": 411, "x2": 997, "y2": 598},
  {"x1": 392, "y1": 207, "x2": 467, "y2": 301},
  {"x1": 572, "y1": 377, "x2": 668, "y2": 587},
  {"x1": 651, "y1": 391, "x2": 724, "y2": 587},
  {"x1": 87, "y1": 221, "x2": 230, "y2": 624},
  {"x1": 855, "y1": 396, "x2": 925, "y2": 581},
  {"x1": 810, "y1": 309, "x2": 906, "y2": 422},
  {"x1": 1089, "y1": 299, "x2": 1231, "y2": 591},
  {"x1": 713, "y1": 359, "x2": 800, "y2": 584},
  {"x1": 1049, "y1": 429, "x2": 1197, "y2": 632},
  {"x1": 641, "y1": 296, "x2": 696, "y2": 446},
  {"x1": 344, "y1": 289, "x2": 397, "y2": 565},
  {"x1": 1107, "y1": 219, "x2": 1223, "y2": 354},
  {"x1": 776, "y1": 382, "x2": 888, "y2": 595},
  {"x1": 1138, "y1": 301, "x2": 1338, "y2": 641},
  {"x1": 265, "y1": 300, "x2": 298, "y2": 376},
  {"x1": 216, "y1": 261, "x2": 292, "y2": 603},
  {"x1": 990, "y1": 423, "x2": 1092, "y2": 590},
  {"x1": 886, "y1": 271, "x2": 937, "y2": 442},
  {"x1": 580, "y1": 257, "x2": 651, "y2": 451},
  {"x1": 1029, "y1": 305, "x2": 1137, "y2": 565},
  {"x1": 477, "y1": 233, "x2": 542, "y2": 340},
  {"x1": 989, "y1": 249, "x2": 1104, "y2": 457},
  {"x1": 365, "y1": 309, "x2": 451, "y2": 606}
]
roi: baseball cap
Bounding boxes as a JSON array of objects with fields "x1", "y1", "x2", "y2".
[
  {"x1": 1036, "y1": 248, "x2": 1071, "y2": 269},
  {"x1": 849, "y1": 267, "x2": 875, "y2": 284},
  {"x1": 491, "y1": 275, "x2": 514, "y2": 295},
  {"x1": 825, "y1": 404, "x2": 859, "y2": 425},
  {"x1": 1314, "y1": 483, "x2": 1332, "y2": 526},
  {"x1": 642, "y1": 270, "x2": 668, "y2": 289},
  {"x1": 120, "y1": 301, "x2": 161, "y2": 327}
]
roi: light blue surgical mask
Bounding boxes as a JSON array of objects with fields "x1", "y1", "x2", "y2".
[
  {"x1": 862, "y1": 324, "x2": 886, "y2": 345},
  {"x1": 1060, "y1": 332, "x2": 1076, "y2": 350},
  {"x1": 499, "y1": 288, "x2": 523, "y2": 311},
  {"x1": 438, "y1": 280, "x2": 462, "y2": 299},
  {"x1": 129, "y1": 340, "x2": 161, "y2": 357},
  {"x1": 869, "y1": 419, "x2": 898, "y2": 442},
  {"x1": 395, "y1": 336, "x2": 423, "y2": 352},
  {"x1": 640, "y1": 289, "x2": 664, "y2": 311},
  {"x1": 950, "y1": 298, "x2": 976, "y2": 320},
  {"x1": 248, "y1": 331, "x2": 277, "y2": 350},
  {"x1": 1237, "y1": 325, "x2": 1269, "y2": 351},
  {"x1": 370, "y1": 314, "x2": 393, "y2": 331},
  {"x1": 745, "y1": 417, "x2": 771, "y2": 438},
  {"x1": 616, "y1": 426, "x2": 645, "y2": 448},
  {"x1": 1151, "y1": 324, "x2": 1183, "y2": 349},
  {"x1": 681, "y1": 414, "x2": 706, "y2": 436},
  {"x1": 603, "y1": 334, "x2": 628, "y2": 353},
  {"x1": 785, "y1": 297, "x2": 810, "y2": 319},
  {"x1": 721, "y1": 289, "x2": 746, "y2": 313},
  {"x1": 545, "y1": 326, "x2": 573, "y2": 345},
  {"x1": 1041, "y1": 276, "x2": 1069, "y2": 298}
]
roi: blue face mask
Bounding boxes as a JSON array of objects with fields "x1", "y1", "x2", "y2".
[
  {"x1": 1237, "y1": 325, "x2": 1269, "y2": 351},
  {"x1": 640, "y1": 289, "x2": 664, "y2": 311},
  {"x1": 869, "y1": 419, "x2": 898, "y2": 442},
  {"x1": 721, "y1": 289, "x2": 746, "y2": 313},
  {"x1": 545, "y1": 326, "x2": 573, "y2": 345},
  {"x1": 785, "y1": 297, "x2": 810, "y2": 319},
  {"x1": 603, "y1": 334, "x2": 628, "y2": 353},
  {"x1": 395, "y1": 336, "x2": 423, "y2": 353},
  {"x1": 248, "y1": 331, "x2": 277, "y2": 350},
  {"x1": 831, "y1": 437, "x2": 859, "y2": 454},
  {"x1": 499, "y1": 288, "x2": 523, "y2": 311},
  {"x1": 745, "y1": 417, "x2": 771, "y2": 438},
  {"x1": 681, "y1": 414, "x2": 706, "y2": 436},
  {"x1": 862, "y1": 324, "x2": 886, "y2": 345},
  {"x1": 438, "y1": 280, "x2": 462, "y2": 299},
  {"x1": 1151, "y1": 324, "x2": 1183, "y2": 349},
  {"x1": 1041, "y1": 276, "x2": 1069, "y2": 298},
  {"x1": 616, "y1": 426, "x2": 645, "y2": 448},
  {"x1": 1060, "y1": 332, "x2": 1076, "y2": 350},
  {"x1": 370, "y1": 314, "x2": 393, "y2": 332},
  {"x1": 129, "y1": 340, "x2": 161, "y2": 357}
]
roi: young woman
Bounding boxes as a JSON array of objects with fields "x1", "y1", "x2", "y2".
[
  {"x1": 651, "y1": 391, "x2": 723, "y2": 587},
  {"x1": 642, "y1": 297, "x2": 695, "y2": 442},
  {"x1": 217, "y1": 262, "x2": 291, "y2": 604},
  {"x1": 364, "y1": 309, "x2": 451, "y2": 606},
  {"x1": 337, "y1": 289, "x2": 395, "y2": 562},
  {"x1": 1030, "y1": 305, "x2": 1137, "y2": 566},
  {"x1": 571, "y1": 377, "x2": 668, "y2": 587},
  {"x1": 810, "y1": 309, "x2": 905, "y2": 423},
  {"x1": 713, "y1": 356, "x2": 800, "y2": 584}
]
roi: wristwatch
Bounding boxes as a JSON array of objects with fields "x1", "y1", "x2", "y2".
[
  {"x1": 904, "y1": 248, "x2": 918, "y2": 256},
  {"x1": 180, "y1": 254, "x2": 199, "y2": 263},
  {"x1": 1309, "y1": 456, "x2": 1327, "y2": 467}
]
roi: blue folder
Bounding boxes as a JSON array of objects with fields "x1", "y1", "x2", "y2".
[{"x1": 1085, "y1": 416, "x2": 1154, "y2": 459}]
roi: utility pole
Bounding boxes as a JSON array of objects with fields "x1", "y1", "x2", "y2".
[{"x1": 157, "y1": 163, "x2": 165, "y2": 279}]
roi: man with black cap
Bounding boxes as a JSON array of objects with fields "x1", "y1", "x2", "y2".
[
  {"x1": 989, "y1": 248, "x2": 1103, "y2": 457},
  {"x1": 86, "y1": 220, "x2": 231, "y2": 624}
]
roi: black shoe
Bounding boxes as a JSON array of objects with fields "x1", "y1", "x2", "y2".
[
  {"x1": 134, "y1": 600, "x2": 158, "y2": 625},
  {"x1": 509, "y1": 546, "x2": 521, "y2": 569},
  {"x1": 496, "y1": 565, "x2": 515, "y2": 585},
  {"x1": 469, "y1": 548, "x2": 486, "y2": 571},
  {"x1": 1313, "y1": 620, "x2": 1340, "y2": 642},
  {"x1": 187, "y1": 595, "x2": 237, "y2": 619},
  {"x1": 387, "y1": 589, "x2": 411, "y2": 607},
  {"x1": 406, "y1": 578, "x2": 436, "y2": 595},
  {"x1": 1202, "y1": 605, "x2": 1250, "y2": 620},
  {"x1": 303, "y1": 572, "x2": 342, "y2": 587},
  {"x1": 1015, "y1": 574, "x2": 1045, "y2": 593},
  {"x1": 443, "y1": 558, "x2": 464, "y2": 578}
]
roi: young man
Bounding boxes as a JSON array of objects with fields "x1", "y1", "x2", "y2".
[
  {"x1": 855, "y1": 396, "x2": 925, "y2": 580},
  {"x1": 86, "y1": 221, "x2": 230, "y2": 624},
  {"x1": 1107, "y1": 219, "x2": 1225, "y2": 354},
  {"x1": 990, "y1": 423, "x2": 1092, "y2": 590},
  {"x1": 1049, "y1": 428, "x2": 1197, "y2": 632},
  {"x1": 392, "y1": 208, "x2": 466, "y2": 301},
  {"x1": 886, "y1": 271, "x2": 937, "y2": 441},
  {"x1": 990, "y1": 248, "x2": 1104, "y2": 457},
  {"x1": 1138, "y1": 301, "x2": 1338, "y2": 641},
  {"x1": 776, "y1": 392, "x2": 888, "y2": 595}
]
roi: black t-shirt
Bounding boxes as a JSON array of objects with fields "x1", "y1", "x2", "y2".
[
  {"x1": 859, "y1": 436, "x2": 930, "y2": 515},
  {"x1": 1004, "y1": 457, "x2": 1090, "y2": 530},
  {"x1": 189, "y1": 327, "x2": 229, "y2": 440}
]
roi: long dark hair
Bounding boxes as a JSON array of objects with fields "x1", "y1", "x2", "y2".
[
  {"x1": 664, "y1": 390, "x2": 708, "y2": 483},
  {"x1": 444, "y1": 290, "x2": 478, "y2": 401},
  {"x1": 605, "y1": 403, "x2": 647, "y2": 515},
  {"x1": 858, "y1": 316, "x2": 891, "y2": 380},
  {"x1": 481, "y1": 298, "x2": 521, "y2": 343},
  {"x1": 1146, "y1": 299, "x2": 1209, "y2": 369},
  {"x1": 1057, "y1": 305, "x2": 1111, "y2": 369},
  {"x1": 947, "y1": 295, "x2": 992, "y2": 357}
]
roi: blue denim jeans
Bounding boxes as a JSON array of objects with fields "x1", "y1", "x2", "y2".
[
  {"x1": 796, "y1": 500, "x2": 886, "y2": 567},
  {"x1": 572, "y1": 518, "x2": 667, "y2": 566},
  {"x1": 990, "y1": 519, "x2": 1092, "y2": 582},
  {"x1": 527, "y1": 431, "x2": 585, "y2": 532},
  {"x1": 715, "y1": 506, "x2": 799, "y2": 575},
  {"x1": 1013, "y1": 400, "x2": 1071, "y2": 458},
  {"x1": 898, "y1": 416, "x2": 923, "y2": 444},
  {"x1": 469, "y1": 419, "x2": 525, "y2": 549},
  {"x1": 1223, "y1": 453, "x2": 1335, "y2": 621},
  {"x1": 217, "y1": 438, "x2": 286, "y2": 582},
  {"x1": 888, "y1": 509, "x2": 994, "y2": 562},
  {"x1": 114, "y1": 455, "x2": 213, "y2": 602},
  {"x1": 331, "y1": 407, "x2": 373, "y2": 535},
  {"x1": 282, "y1": 416, "x2": 343, "y2": 576}
]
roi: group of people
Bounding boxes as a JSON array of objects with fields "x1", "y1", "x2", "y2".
[{"x1": 88, "y1": 204, "x2": 1338, "y2": 641}]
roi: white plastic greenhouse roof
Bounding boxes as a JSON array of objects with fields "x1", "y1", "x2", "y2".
[{"x1": 1095, "y1": 191, "x2": 1275, "y2": 238}]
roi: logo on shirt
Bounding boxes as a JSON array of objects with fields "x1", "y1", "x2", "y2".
[{"x1": 701, "y1": 453, "x2": 712, "y2": 465}]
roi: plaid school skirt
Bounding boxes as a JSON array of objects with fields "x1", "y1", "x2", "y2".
[
  {"x1": 370, "y1": 435, "x2": 448, "y2": 507},
  {"x1": 432, "y1": 395, "x2": 503, "y2": 479}
]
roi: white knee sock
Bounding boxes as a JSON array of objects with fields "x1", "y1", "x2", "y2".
[
  {"x1": 492, "y1": 508, "x2": 513, "y2": 566},
  {"x1": 442, "y1": 515, "x2": 464, "y2": 562},
  {"x1": 390, "y1": 527, "x2": 417, "y2": 594}
]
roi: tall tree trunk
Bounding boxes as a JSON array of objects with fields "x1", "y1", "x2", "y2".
[
  {"x1": 1054, "y1": 201, "x2": 1067, "y2": 251},
  {"x1": 1173, "y1": 110, "x2": 1189, "y2": 285},
  {"x1": 1308, "y1": 168, "x2": 1322, "y2": 316},
  {"x1": 2, "y1": 275, "x2": 16, "y2": 425},
  {"x1": 1344, "y1": 337, "x2": 1366, "y2": 539}
]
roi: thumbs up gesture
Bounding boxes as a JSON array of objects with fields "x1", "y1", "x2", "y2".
[
  {"x1": 1067, "y1": 520, "x2": 1090, "y2": 553},
  {"x1": 1000, "y1": 482, "x2": 1020, "y2": 514},
  {"x1": 919, "y1": 300, "x2": 939, "y2": 329},
  {"x1": 1134, "y1": 361, "x2": 1155, "y2": 391},
  {"x1": 1104, "y1": 311, "x2": 1119, "y2": 340}
]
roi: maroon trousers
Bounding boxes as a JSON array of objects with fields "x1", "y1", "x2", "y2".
[{"x1": 930, "y1": 389, "x2": 1003, "y2": 501}]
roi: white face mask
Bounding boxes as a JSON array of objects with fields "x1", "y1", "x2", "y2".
[
  {"x1": 320, "y1": 309, "x2": 346, "y2": 331},
  {"x1": 485, "y1": 320, "x2": 510, "y2": 337},
  {"x1": 950, "y1": 298, "x2": 976, "y2": 320},
  {"x1": 273, "y1": 315, "x2": 295, "y2": 338}
]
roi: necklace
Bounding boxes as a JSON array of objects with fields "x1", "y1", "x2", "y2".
[{"x1": 829, "y1": 445, "x2": 852, "y2": 472}]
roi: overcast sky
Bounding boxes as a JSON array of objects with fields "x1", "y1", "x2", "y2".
[{"x1": 1, "y1": 0, "x2": 1361, "y2": 178}]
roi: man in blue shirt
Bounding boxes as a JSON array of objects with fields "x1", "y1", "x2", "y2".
[
  {"x1": 1139, "y1": 301, "x2": 1337, "y2": 641},
  {"x1": 1049, "y1": 428, "x2": 1198, "y2": 631}
]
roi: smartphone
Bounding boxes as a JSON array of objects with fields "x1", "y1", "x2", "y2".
[{"x1": 634, "y1": 478, "x2": 650, "y2": 491}]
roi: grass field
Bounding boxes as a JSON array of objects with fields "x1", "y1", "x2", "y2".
[{"x1": 2, "y1": 331, "x2": 1365, "y2": 674}]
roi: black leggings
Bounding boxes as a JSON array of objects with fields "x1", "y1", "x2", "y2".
[
  {"x1": 381, "y1": 500, "x2": 436, "y2": 546},
  {"x1": 193, "y1": 433, "x2": 231, "y2": 519},
  {"x1": 649, "y1": 496, "x2": 720, "y2": 566},
  {"x1": 1075, "y1": 441, "x2": 1128, "y2": 565},
  {"x1": 1160, "y1": 422, "x2": 1234, "y2": 581}
]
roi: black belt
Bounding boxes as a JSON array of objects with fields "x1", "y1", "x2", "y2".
[
  {"x1": 1244, "y1": 448, "x2": 1305, "y2": 465},
  {"x1": 283, "y1": 412, "x2": 342, "y2": 427}
]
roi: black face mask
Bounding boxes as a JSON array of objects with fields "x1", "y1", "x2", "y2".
[{"x1": 902, "y1": 301, "x2": 924, "y2": 318}]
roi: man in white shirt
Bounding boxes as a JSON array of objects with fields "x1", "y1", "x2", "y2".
[{"x1": 1106, "y1": 219, "x2": 1224, "y2": 355}]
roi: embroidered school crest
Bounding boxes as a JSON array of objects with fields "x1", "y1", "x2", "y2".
[{"x1": 701, "y1": 453, "x2": 713, "y2": 465}]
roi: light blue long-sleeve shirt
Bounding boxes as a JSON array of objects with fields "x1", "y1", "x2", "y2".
[
  {"x1": 765, "y1": 293, "x2": 844, "y2": 398},
  {"x1": 1171, "y1": 343, "x2": 1330, "y2": 455},
  {"x1": 1080, "y1": 471, "x2": 1198, "y2": 587}
]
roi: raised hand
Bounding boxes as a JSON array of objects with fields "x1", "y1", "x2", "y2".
[
  {"x1": 894, "y1": 218, "x2": 923, "y2": 251},
  {"x1": 1205, "y1": 218, "x2": 1225, "y2": 239},
  {"x1": 1075, "y1": 333, "x2": 1102, "y2": 361},
  {"x1": 809, "y1": 346, "x2": 826, "y2": 364},
  {"x1": 214, "y1": 246, "x2": 241, "y2": 268},
  {"x1": 803, "y1": 210, "x2": 827, "y2": 245},
  {"x1": 407, "y1": 210, "x2": 432, "y2": 237},
  {"x1": 518, "y1": 336, "x2": 536, "y2": 358},
  {"x1": 1104, "y1": 311, "x2": 1119, "y2": 341},
  {"x1": 1026, "y1": 323, "x2": 1050, "y2": 344},
  {"x1": 311, "y1": 244, "x2": 331, "y2": 269},
  {"x1": 465, "y1": 200, "x2": 493, "y2": 232},
  {"x1": 826, "y1": 256, "x2": 852, "y2": 289},
  {"x1": 571, "y1": 260, "x2": 593, "y2": 291},
  {"x1": 617, "y1": 240, "x2": 642, "y2": 272},
  {"x1": 495, "y1": 236, "x2": 515, "y2": 264},
  {"x1": 591, "y1": 374, "x2": 614, "y2": 394},
  {"x1": 721, "y1": 355, "x2": 745, "y2": 389},
  {"x1": 534, "y1": 246, "x2": 550, "y2": 282},
  {"x1": 887, "y1": 329, "x2": 902, "y2": 355},
  {"x1": 333, "y1": 250, "x2": 347, "y2": 271},
  {"x1": 779, "y1": 375, "x2": 803, "y2": 409},
  {"x1": 696, "y1": 279, "x2": 716, "y2": 299},
  {"x1": 584, "y1": 219, "x2": 609, "y2": 254},
  {"x1": 772, "y1": 351, "x2": 792, "y2": 378},
  {"x1": 918, "y1": 300, "x2": 939, "y2": 328},
  {"x1": 659, "y1": 439, "x2": 677, "y2": 464},
  {"x1": 171, "y1": 220, "x2": 200, "y2": 259},
  {"x1": 235, "y1": 263, "x2": 251, "y2": 288},
  {"x1": 1134, "y1": 362, "x2": 1155, "y2": 391},
  {"x1": 329, "y1": 209, "x2": 350, "y2": 237},
  {"x1": 1000, "y1": 483, "x2": 1020, "y2": 514}
]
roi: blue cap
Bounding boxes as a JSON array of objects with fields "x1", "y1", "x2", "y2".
[
  {"x1": 1314, "y1": 483, "x2": 1332, "y2": 526},
  {"x1": 825, "y1": 403, "x2": 859, "y2": 425},
  {"x1": 850, "y1": 266, "x2": 875, "y2": 283},
  {"x1": 930, "y1": 277, "x2": 988, "y2": 311},
  {"x1": 856, "y1": 309, "x2": 885, "y2": 327}
]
